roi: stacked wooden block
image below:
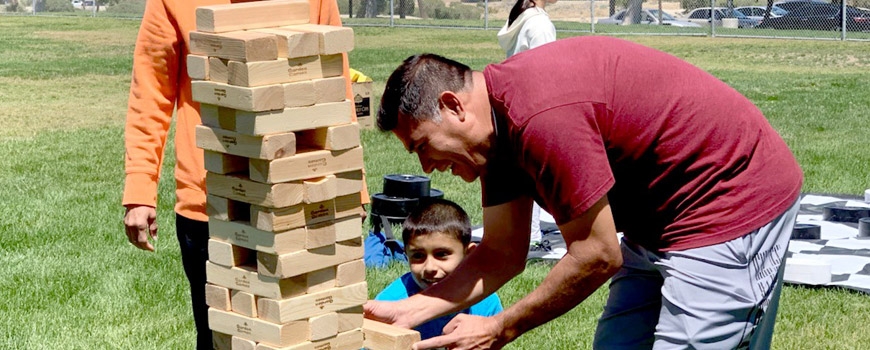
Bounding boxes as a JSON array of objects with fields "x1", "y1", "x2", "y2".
[{"x1": 189, "y1": 1, "x2": 367, "y2": 349}]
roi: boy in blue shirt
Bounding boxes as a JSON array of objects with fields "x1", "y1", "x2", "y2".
[{"x1": 375, "y1": 198, "x2": 503, "y2": 340}]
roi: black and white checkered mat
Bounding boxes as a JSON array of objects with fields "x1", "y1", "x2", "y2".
[
  {"x1": 785, "y1": 194, "x2": 870, "y2": 294},
  {"x1": 473, "y1": 194, "x2": 870, "y2": 294}
]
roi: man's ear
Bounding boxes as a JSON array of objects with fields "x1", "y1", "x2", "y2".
[{"x1": 438, "y1": 91, "x2": 465, "y2": 121}]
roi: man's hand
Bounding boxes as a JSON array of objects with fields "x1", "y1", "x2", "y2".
[
  {"x1": 124, "y1": 205, "x2": 157, "y2": 252},
  {"x1": 363, "y1": 300, "x2": 414, "y2": 329},
  {"x1": 414, "y1": 314, "x2": 506, "y2": 350}
]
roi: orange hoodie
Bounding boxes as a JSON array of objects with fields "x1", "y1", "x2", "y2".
[{"x1": 123, "y1": 0, "x2": 368, "y2": 222}]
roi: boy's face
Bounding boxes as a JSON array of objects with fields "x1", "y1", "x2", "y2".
[{"x1": 406, "y1": 232, "x2": 472, "y2": 289}]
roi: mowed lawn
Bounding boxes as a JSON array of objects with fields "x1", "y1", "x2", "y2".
[{"x1": 1, "y1": 15, "x2": 869, "y2": 349}]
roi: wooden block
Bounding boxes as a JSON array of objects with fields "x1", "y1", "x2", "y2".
[
  {"x1": 282, "y1": 80, "x2": 316, "y2": 107},
  {"x1": 196, "y1": 125, "x2": 297, "y2": 160},
  {"x1": 252, "y1": 28, "x2": 320, "y2": 59},
  {"x1": 337, "y1": 306, "x2": 364, "y2": 333},
  {"x1": 257, "y1": 281, "x2": 367, "y2": 324},
  {"x1": 335, "y1": 259, "x2": 365, "y2": 287},
  {"x1": 251, "y1": 201, "x2": 335, "y2": 233},
  {"x1": 256, "y1": 329, "x2": 363, "y2": 350},
  {"x1": 306, "y1": 266, "x2": 336, "y2": 293},
  {"x1": 208, "y1": 57, "x2": 229, "y2": 84},
  {"x1": 200, "y1": 104, "x2": 236, "y2": 130},
  {"x1": 309, "y1": 312, "x2": 339, "y2": 341},
  {"x1": 334, "y1": 215, "x2": 362, "y2": 242},
  {"x1": 249, "y1": 147, "x2": 364, "y2": 184},
  {"x1": 286, "y1": 24, "x2": 354, "y2": 55},
  {"x1": 187, "y1": 54, "x2": 209, "y2": 80},
  {"x1": 334, "y1": 170, "x2": 364, "y2": 196},
  {"x1": 208, "y1": 219, "x2": 306, "y2": 255},
  {"x1": 234, "y1": 100, "x2": 354, "y2": 136},
  {"x1": 316, "y1": 54, "x2": 346, "y2": 81},
  {"x1": 231, "y1": 290, "x2": 259, "y2": 318},
  {"x1": 206, "y1": 261, "x2": 306, "y2": 300},
  {"x1": 207, "y1": 193, "x2": 250, "y2": 222},
  {"x1": 209, "y1": 238, "x2": 253, "y2": 267},
  {"x1": 207, "y1": 173, "x2": 304, "y2": 209},
  {"x1": 311, "y1": 77, "x2": 347, "y2": 104},
  {"x1": 208, "y1": 308, "x2": 308, "y2": 347},
  {"x1": 189, "y1": 30, "x2": 279, "y2": 62},
  {"x1": 301, "y1": 220, "x2": 336, "y2": 249},
  {"x1": 334, "y1": 193, "x2": 363, "y2": 220},
  {"x1": 192, "y1": 81, "x2": 284, "y2": 112},
  {"x1": 362, "y1": 319, "x2": 422, "y2": 350},
  {"x1": 205, "y1": 283, "x2": 232, "y2": 311},
  {"x1": 204, "y1": 150, "x2": 248, "y2": 175},
  {"x1": 296, "y1": 123, "x2": 360, "y2": 152},
  {"x1": 195, "y1": 0, "x2": 309, "y2": 33},
  {"x1": 303, "y1": 175, "x2": 337, "y2": 204},
  {"x1": 212, "y1": 331, "x2": 233, "y2": 350},
  {"x1": 232, "y1": 336, "x2": 256, "y2": 350},
  {"x1": 257, "y1": 238, "x2": 364, "y2": 279},
  {"x1": 226, "y1": 54, "x2": 343, "y2": 88},
  {"x1": 784, "y1": 257, "x2": 832, "y2": 285}
]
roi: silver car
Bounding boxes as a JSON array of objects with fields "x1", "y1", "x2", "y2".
[
  {"x1": 597, "y1": 9, "x2": 703, "y2": 27},
  {"x1": 734, "y1": 6, "x2": 788, "y2": 21}
]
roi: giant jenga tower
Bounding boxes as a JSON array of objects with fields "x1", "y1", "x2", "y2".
[{"x1": 189, "y1": 1, "x2": 370, "y2": 348}]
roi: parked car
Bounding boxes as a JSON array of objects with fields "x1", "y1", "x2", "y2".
[
  {"x1": 757, "y1": 3, "x2": 870, "y2": 31},
  {"x1": 773, "y1": 0, "x2": 829, "y2": 13},
  {"x1": 735, "y1": 5, "x2": 788, "y2": 20},
  {"x1": 686, "y1": 7, "x2": 762, "y2": 28},
  {"x1": 597, "y1": 8, "x2": 702, "y2": 27}
]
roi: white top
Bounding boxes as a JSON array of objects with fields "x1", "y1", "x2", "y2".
[{"x1": 497, "y1": 7, "x2": 557, "y2": 58}]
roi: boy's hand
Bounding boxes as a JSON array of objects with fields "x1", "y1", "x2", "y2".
[
  {"x1": 363, "y1": 300, "x2": 413, "y2": 328},
  {"x1": 414, "y1": 314, "x2": 506, "y2": 350}
]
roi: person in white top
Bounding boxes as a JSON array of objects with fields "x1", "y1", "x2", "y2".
[
  {"x1": 497, "y1": 0, "x2": 558, "y2": 250},
  {"x1": 497, "y1": 0, "x2": 557, "y2": 58}
]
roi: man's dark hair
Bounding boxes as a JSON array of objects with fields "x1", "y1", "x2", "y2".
[
  {"x1": 377, "y1": 54, "x2": 472, "y2": 131},
  {"x1": 402, "y1": 198, "x2": 472, "y2": 247}
]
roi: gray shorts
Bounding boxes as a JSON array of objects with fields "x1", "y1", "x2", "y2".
[{"x1": 593, "y1": 200, "x2": 799, "y2": 350}]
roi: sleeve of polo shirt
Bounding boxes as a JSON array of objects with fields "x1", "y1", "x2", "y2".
[{"x1": 518, "y1": 102, "x2": 615, "y2": 225}]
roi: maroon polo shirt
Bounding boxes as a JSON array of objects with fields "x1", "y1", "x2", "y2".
[{"x1": 481, "y1": 36, "x2": 802, "y2": 251}]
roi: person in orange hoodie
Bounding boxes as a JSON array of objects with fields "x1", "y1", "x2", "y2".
[{"x1": 122, "y1": 1, "x2": 368, "y2": 348}]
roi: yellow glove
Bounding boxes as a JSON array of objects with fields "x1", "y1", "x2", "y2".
[{"x1": 349, "y1": 68, "x2": 372, "y2": 82}]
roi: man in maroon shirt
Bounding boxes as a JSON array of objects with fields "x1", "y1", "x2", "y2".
[{"x1": 364, "y1": 36, "x2": 802, "y2": 349}]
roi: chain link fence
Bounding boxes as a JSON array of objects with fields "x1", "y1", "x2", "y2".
[
  {"x1": 3, "y1": 0, "x2": 869, "y2": 41},
  {"x1": 338, "y1": 0, "x2": 870, "y2": 41}
]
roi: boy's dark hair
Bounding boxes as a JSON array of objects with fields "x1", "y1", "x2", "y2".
[
  {"x1": 402, "y1": 198, "x2": 472, "y2": 247},
  {"x1": 377, "y1": 53, "x2": 472, "y2": 132}
]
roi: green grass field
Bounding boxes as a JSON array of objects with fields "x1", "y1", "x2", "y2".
[{"x1": 1, "y1": 15, "x2": 869, "y2": 349}]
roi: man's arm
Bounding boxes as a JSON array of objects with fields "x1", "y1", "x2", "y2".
[
  {"x1": 415, "y1": 196, "x2": 623, "y2": 349},
  {"x1": 494, "y1": 196, "x2": 622, "y2": 342},
  {"x1": 364, "y1": 197, "x2": 534, "y2": 328}
]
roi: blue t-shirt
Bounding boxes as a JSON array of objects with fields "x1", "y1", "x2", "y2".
[{"x1": 374, "y1": 272, "x2": 504, "y2": 340}]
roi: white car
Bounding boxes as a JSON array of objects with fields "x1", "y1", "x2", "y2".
[
  {"x1": 597, "y1": 8, "x2": 702, "y2": 27},
  {"x1": 686, "y1": 7, "x2": 762, "y2": 28},
  {"x1": 734, "y1": 6, "x2": 788, "y2": 21},
  {"x1": 70, "y1": 0, "x2": 82, "y2": 6}
]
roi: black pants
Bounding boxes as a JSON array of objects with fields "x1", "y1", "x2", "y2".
[{"x1": 176, "y1": 214, "x2": 211, "y2": 350}]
